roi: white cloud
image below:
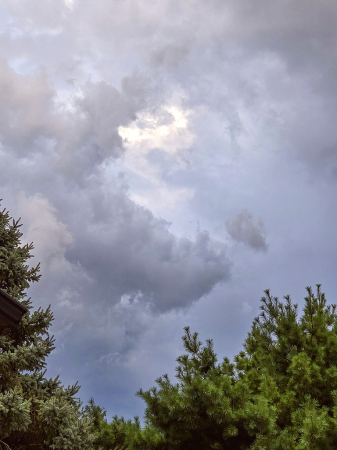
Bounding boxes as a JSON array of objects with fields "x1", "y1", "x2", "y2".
[
  {"x1": 64, "y1": 0, "x2": 74, "y2": 10},
  {"x1": 119, "y1": 104, "x2": 193, "y2": 155},
  {"x1": 117, "y1": 99, "x2": 195, "y2": 215},
  {"x1": 129, "y1": 186, "x2": 194, "y2": 218},
  {"x1": 14, "y1": 191, "x2": 74, "y2": 274}
]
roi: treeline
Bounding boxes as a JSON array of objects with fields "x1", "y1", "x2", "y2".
[{"x1": 85, "y1": 287, "x2": 337, "y2": 449}]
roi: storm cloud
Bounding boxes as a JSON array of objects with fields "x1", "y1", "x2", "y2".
[
  {"x1": 226, "y1": 209, "x2": 267, "y2": 251},
  {"x1": 1, "y1": 0, "x2": 337, "y2": 423}
]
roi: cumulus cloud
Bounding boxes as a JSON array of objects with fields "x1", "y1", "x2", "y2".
[
  {"x1": 226, "y1": 209, "x2": 267, "y2": 251},
  {"x1": 0, "y1": 58, "x2": 56, "y2": 148},
  {"x1": 3, "y1": 0, "x2": 337, "y2": 180},
  {"x1": 149, "y1": 42, "x2": 192, "y2": 69},
  {"x1": 117, "y1": 99, "x2": 195, "y2": 216},
  {"x1": 77, "y1": 72, "x2": 153, "y2": 159},
  {"x1": 0, "y1": 58, "x2": 158, "y2": 180},
  {"x1": 14, "y1": 191, "x2": 74, "y2": 274},
  {"x1": 0, "y1": 54, "x2": 231, "y2": 315},
  {"x1": 3, "y1": 0, "x2": 337, "y2": 423},
  {"x1": 64, "y1": 180, "x2": 231, "y2": 312}
]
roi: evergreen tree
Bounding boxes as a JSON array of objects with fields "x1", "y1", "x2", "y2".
[
  {"x1": 136, "y1": 285, "x2": 337, "y2": 449},
  {"x1": 137, "y1": 327, "x2": 252, "y2": 450},
  {"x1": 95, "y1": 284, "x2": 337, "y2": 449},
  {"x1": 84, "y1": 398, "x2": 166, "y2": 450},
  {"x1": 0, "y1": 201, "x2": 93, "y2": 449},
  {"x1": 235, "y1": 285, "x2": 337, "y2": 449}
]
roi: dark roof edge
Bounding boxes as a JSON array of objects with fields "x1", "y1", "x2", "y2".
[{"x1": 0, "y1": 288, "x2": 29, "y2": 313}]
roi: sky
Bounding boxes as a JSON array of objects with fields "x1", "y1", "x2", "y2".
[{"x1": 1, "y1": 0, "x2": 337, "y2": 423}]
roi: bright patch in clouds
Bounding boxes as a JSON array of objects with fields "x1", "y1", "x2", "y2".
[
  {"x1": 118, "y1": 104, "x2": 194, "y2": 155},
  {"x1": 117, "y1": 103, "x2": 195, "y2": 216},
  {"x1": 64, "y1": 0, "x2": 74, "y2": 9},
  {"x1": 129, "y1": 186, "x2": 195, "y2": 218}
]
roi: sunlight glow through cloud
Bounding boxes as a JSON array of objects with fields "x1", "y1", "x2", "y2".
[
  {"x1": 118, "y1": 104, "x2": 194, "y2": 155},
  {"x1": 64, "y1": 0, "x2": 74, "y2": 9},
  {"x1": 116, "y1": 103, "x2": 195, "y2": 215}
]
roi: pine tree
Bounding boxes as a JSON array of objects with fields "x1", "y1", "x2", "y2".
[
  {"x1": 133, "y1": 285, "x2": 337, "y2": 449},
  {"x1": 136, "y1": 327, "x2": 253, "y2": 450},
  {"x1": 236, "y1": 285, "x2": 337, "y2": 449},
  {"x1": 0, "y1": 200, "x2": 94, "y2": 449},
  {"x1": 84, "y1": 398, "x2": 167, "y2": 450}
]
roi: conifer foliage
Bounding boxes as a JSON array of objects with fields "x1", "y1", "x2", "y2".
[
  {"x1": 0, "y1": 201, "x2": 93, "y2": 449},
  {"x1": 89, "y1": 285, "x2": 337, "y2": 449}
]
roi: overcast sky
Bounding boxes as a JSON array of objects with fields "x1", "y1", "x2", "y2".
[{"x1": 1, "y1": 0, "x2": 337, "y2": 422}]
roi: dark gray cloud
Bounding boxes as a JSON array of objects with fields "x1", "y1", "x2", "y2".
[
  {"x1": 0, "y1": 47, "x2": 232, "y2": 418},
  {"x1": 148, "y1": 42, "x2": 192, "y2": 69},
  {"x1": 226, "y1": 209, "x2": 267, "y2": 251},
  {"x1": 77, "y1": 72, "x2": 153, "y2": 158},
  {"x1": 65, "y1": 185, "x2": 231, "y2": 312},
  {"x1": 2, "y1": 0, "x2": 337, "y2": 424},
  {"x1": 13, "y1": 174, "x2": 231, "y2": 313},
  {"x1": 0, "y1": 58, "x2": 158, "y2": 179}
]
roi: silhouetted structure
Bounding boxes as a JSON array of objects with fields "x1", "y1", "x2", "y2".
[{"x1": 0, "y1": 288, "x2": 28, "y2": 331}]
